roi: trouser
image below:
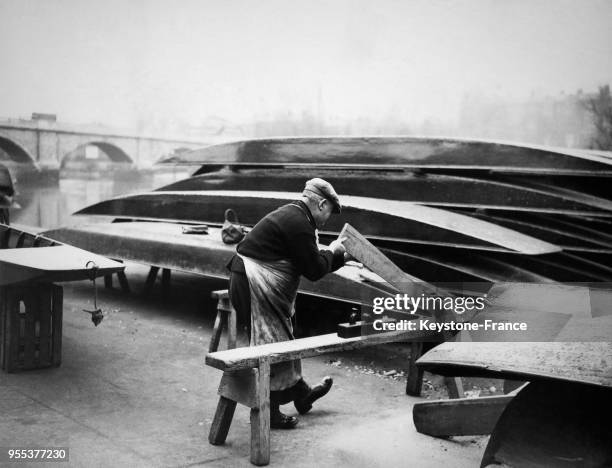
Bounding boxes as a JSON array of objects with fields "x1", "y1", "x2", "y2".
[
  {"x1": 228, "y1": 270, "x2": 311, "y2": 406},
  {"x1": 228, "y1": 270, "x2": 252, "y2": 337}
]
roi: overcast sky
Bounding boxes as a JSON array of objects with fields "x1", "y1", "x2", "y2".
[{"x1": 1, "y1": 0, "x2": 611, "y2": 132}]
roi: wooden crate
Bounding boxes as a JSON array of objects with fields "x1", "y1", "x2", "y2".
[{"x1": 0, "y1": 283, "x2": 63, "y2": 372}]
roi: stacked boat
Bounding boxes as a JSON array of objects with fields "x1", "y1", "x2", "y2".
[
  {"x1": 43, "y1": 137, "x2": 612, "y2": 466},
  {"x1": 57, "y1": 137, "x2": 612, "y2": 286}
]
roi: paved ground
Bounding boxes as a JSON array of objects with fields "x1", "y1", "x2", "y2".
[{"x1": 0, "y1": 264, "x2": 486, "y2": 467}]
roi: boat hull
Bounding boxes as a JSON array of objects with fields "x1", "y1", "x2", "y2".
[
  {"x1": 75, "y1": 191, "x2": 560, "y2": 255},
  {"x1": 43, "y1": 222, "x2": 398, "y2": 306},
  {"x1": 159, "y1": 136, "x2": 612, "y2": 176},
  {"x1": 157, "y1": 169, "x2": 612, "y2": 216},
  {"x1": 1, "y1": 224, "x2": 124, "y2": 286}
]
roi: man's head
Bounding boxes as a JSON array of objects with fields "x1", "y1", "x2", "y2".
[{"x1": 301, "y1": 178, "x2": 341, "y2": 228}]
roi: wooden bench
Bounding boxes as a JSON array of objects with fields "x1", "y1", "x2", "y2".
[{"x1": 205, "y1": 328, "x2": 439, "y2": 466}]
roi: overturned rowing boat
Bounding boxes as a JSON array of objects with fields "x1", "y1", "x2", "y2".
[
  {"x1": 157, "y1": 169, "x2": 612, "y2": 217},
  {"x1": 0, "y1": 224, "x2": 123, "y2": 286},
  {"x1": 54, "y1": 136, "x2": 612, "y2": 285},
  {"x1": 43, "y1": 221, "x2": 399, "y2": 306},
  {"x1": 76, "y1": 190, "x2": 560, "y2": 254},
  {"x1": 159, "y1": 136, "x2": 612, "y2": 176}
]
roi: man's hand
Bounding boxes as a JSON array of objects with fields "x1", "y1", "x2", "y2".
[{"x1": 329, "y1": 236, "x2": 346, "y2": 256}]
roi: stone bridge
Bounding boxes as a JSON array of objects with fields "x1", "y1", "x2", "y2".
[{"x1": 0, "y1": 117, "x2": 212, "y2": 172}]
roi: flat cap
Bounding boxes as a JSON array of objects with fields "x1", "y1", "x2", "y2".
[{"x1": 303, "y1": 178, "x2": 341, "y2": 213}]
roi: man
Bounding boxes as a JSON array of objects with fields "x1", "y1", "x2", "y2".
[{"x1": 227, "y1": 178, "x2": 346, "y2": 429}]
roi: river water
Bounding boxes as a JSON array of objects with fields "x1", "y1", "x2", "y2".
[{"x1": 11, "y1": 168, "x2": 193, "y2": 229}]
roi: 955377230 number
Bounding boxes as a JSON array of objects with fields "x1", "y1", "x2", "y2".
[{"x1": 1, "y1": 447, "x2": 69, "y2": 462}]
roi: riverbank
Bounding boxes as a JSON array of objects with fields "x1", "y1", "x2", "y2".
[{"x1": 0, "y1": 264, "x2": 485, "y2": 467}]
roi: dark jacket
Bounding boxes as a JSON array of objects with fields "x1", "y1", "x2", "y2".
[{"x1": 228, "y1": 200, "x2": 344, "y2": 281}]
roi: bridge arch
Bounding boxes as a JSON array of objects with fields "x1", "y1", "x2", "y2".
[
  {"x1": 0, "y1": 135, "x2": 37, "y2": 167},
  {"x1": 60, "y1": 141, "x2": 134, "y2": 168}
]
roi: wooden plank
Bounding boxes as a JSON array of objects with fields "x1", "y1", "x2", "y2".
[
  {"x1": 340, "y1": 223, "x2": 440, "y2": 296},
  {"x1": 341, "y1": 223, "x2": 411, "y2": 292},
  {"x1": 417, "y1": 341, "x2": 612, "y2": 388},
  {"x1": 250, "y1": 356, "x2": 270, "y2": 466},
  {"x1": 208, "y1": 397, "x2": 237, "y2": 446},
  {"x1": 413, "y1": 394, "x2": 514, "y2": 437},
  {"x1": 339, "y1": 224, "x2": 479, "y2": 323},
  {"x1": 206, "y1": 328, "x2": 439, "y2": 371},
  {"x1": 218, "y1": 369, "x2": 258, "y2": 408}
]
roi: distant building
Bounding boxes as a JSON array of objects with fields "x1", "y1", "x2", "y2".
[{"x1": 31, "y1": 113, "x2": 57, "y2": 122}]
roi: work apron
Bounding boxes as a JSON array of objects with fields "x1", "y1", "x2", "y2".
[{"x1": 239, "y1": 254, "x2": 302, "y2": 391}]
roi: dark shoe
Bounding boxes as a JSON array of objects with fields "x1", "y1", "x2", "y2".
[
  {"x1": 294, "y1": 376, "x2": 333, "y2": 415},
  {"x1": 270, "y1": 409, "x2": 299, "y2": 429}
]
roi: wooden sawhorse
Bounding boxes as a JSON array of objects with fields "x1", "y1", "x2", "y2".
[
  {"x1": 205, "y1": 328, "x2": 438, "y2": 465},
  {"x1": 209, "y1": 289, "x2": 237, "y2": 353}
]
